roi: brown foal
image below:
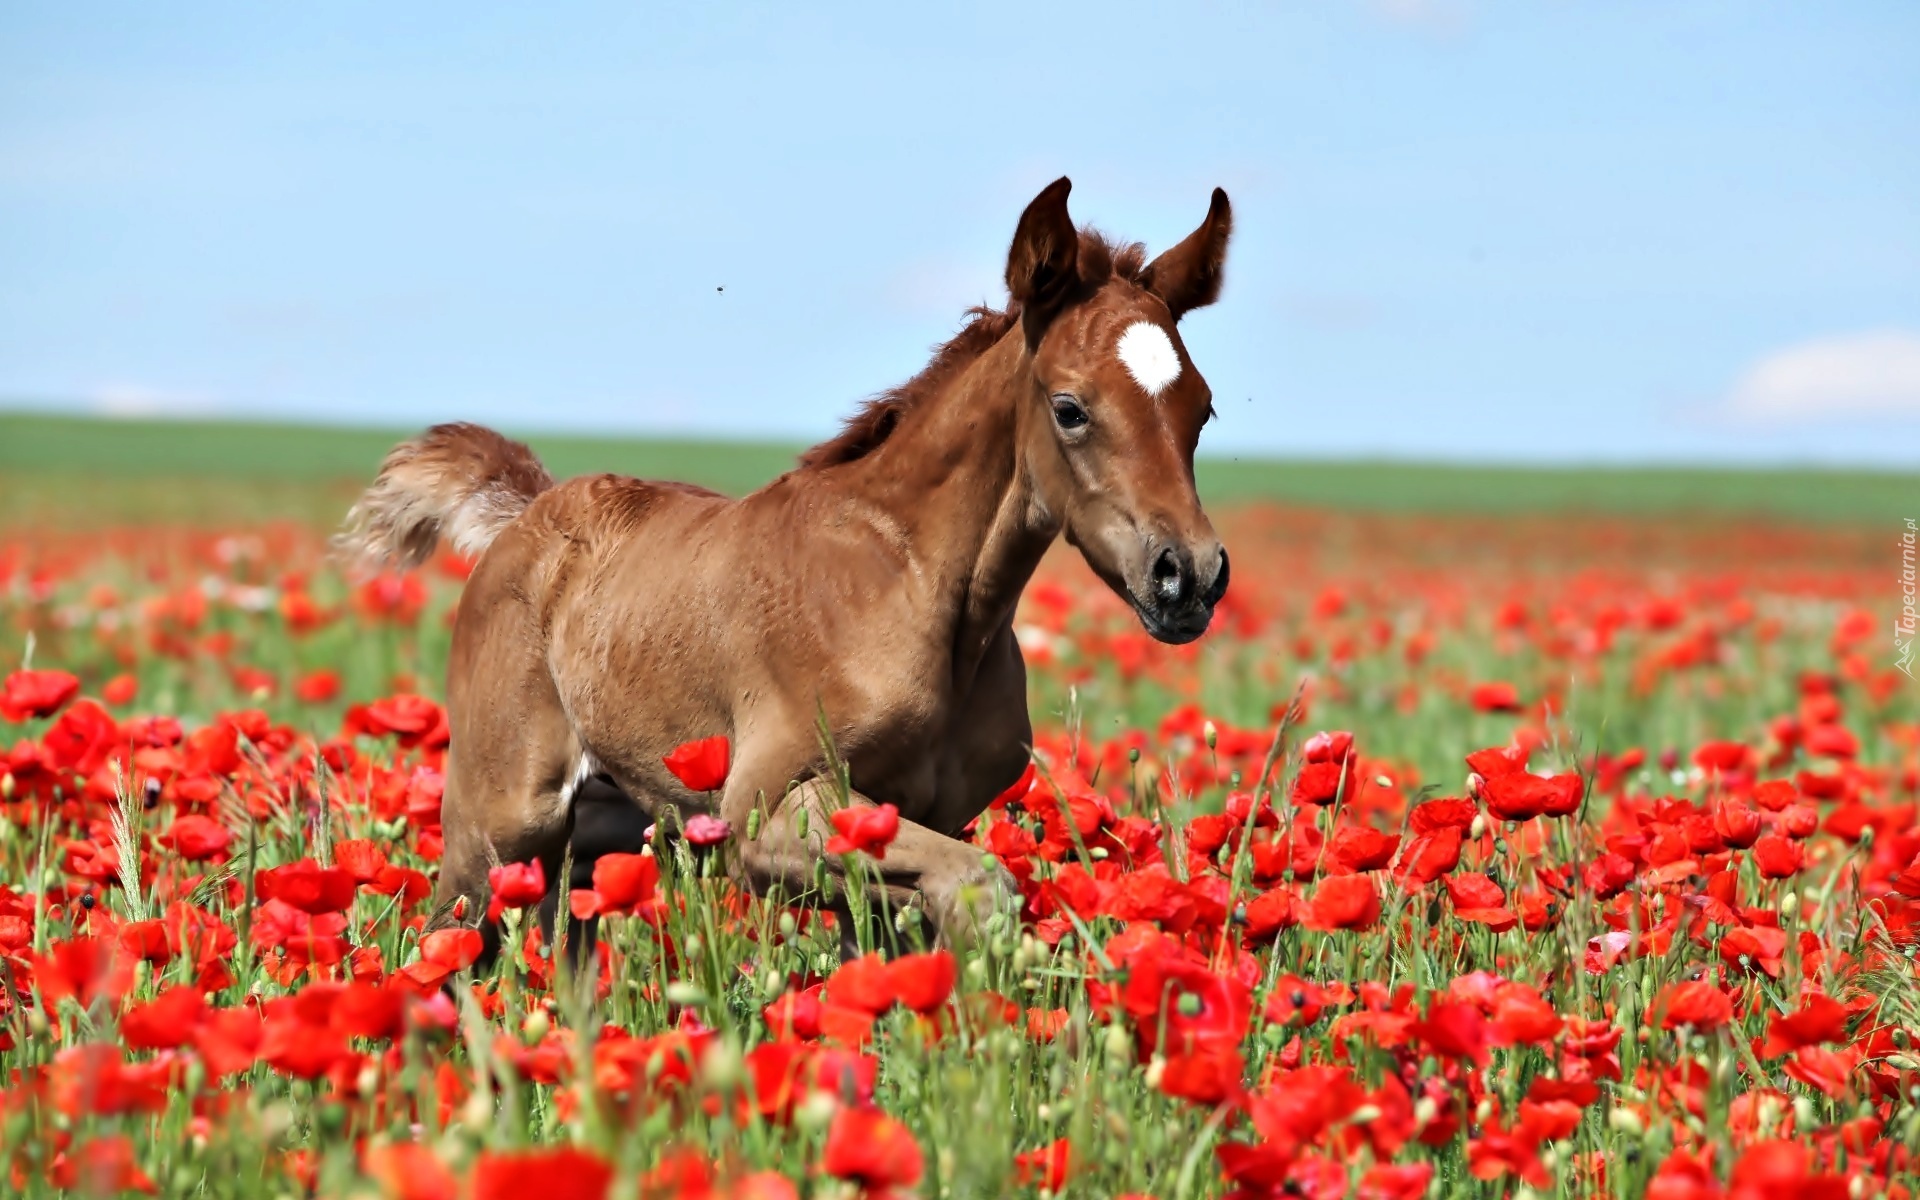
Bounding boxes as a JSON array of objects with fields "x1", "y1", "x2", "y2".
[{"x1": 339, "y1": 177, "x2": 1234, "y2": 949}]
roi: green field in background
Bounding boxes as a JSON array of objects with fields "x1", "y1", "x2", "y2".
[{"x1": 3, "y1": 411, "x2": 1912, "y2": 528}]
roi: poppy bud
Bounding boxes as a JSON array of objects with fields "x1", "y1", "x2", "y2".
[
  {"x1": 451, "y1": 896, "x2": 469, "y2": 920},
  {"x1": 794, "y1": 1090, "x2": 837, "y2": 1134},
  {"x1": 1128, "y1": 746, "x2": 1140, "y2": 764},
  {"x1": 746, "y1": 808, "x2": 762, "y2": 840},
  {"x1": 1203, "y1": 720, "x2": 1218, "y2": 750},
  {"x1": 698, "y1": 1038, "x2": 744, "y2": 1092},
  {"x1": 1143, "y1": 1056, "x2": 1166, "y2": 1088},
  {"x1": 521, "y1": 1007, "x2": 551, "y2": 1044},
  {"x1": 460, "y1": 1090, "x2": 491, "y2": 1130},
  {"x1": 795, "y1": 809, "x2": 809, "y2": 840}
]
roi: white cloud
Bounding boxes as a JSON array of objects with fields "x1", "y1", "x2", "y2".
[{"x1": 1724, "y1": 329, "x2": 1920, "y2": 423}]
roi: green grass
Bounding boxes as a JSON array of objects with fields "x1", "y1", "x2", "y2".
[
  {"x1": 0, "y1": 412, "x2": 797, "y2": 497},
  {"x1": 3, "y1": 411, "x2": 1911, "y2": 528}
]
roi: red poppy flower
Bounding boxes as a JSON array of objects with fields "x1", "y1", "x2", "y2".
[
  {"x1": 50, "y1": 1135, "x2": 156, "y2": 1196},
  {"x1": 101, "y1": 674, "x2": 138, "y2": 707},
  {"x1": 471, "y1": 1146, "x2": 613, "y2": 1200},
  {"x1": 43, "y1": 699, "x2": 119, "y2": 775},
  {"x1": 887, "y1": 951, "x2": 957, "y2": 1014},
  {"x1": 487, "y1": 860, "x2": 546, "y2": 910},
  {"x1": 28, "y1": 937, "x2": 133, "y2": 1010},
  {"x1": 1411, "y1": 999, "x2": 1489, "y2": 1067},
  {"x1": 1751, "y1": 835, "x2": 1805, "y2": 879},
  {"x1": 1729, "y1": 1140, "x2": 1850, "y2": 1200},
  {"x1": 1657, "y1": 980, "x2": 1733, "y2": 1032},
  {"x1": 1121, "y1": 954, "x2": 1252, "y2": 1056},
  {"x1": 1291, "y1": 761, "x2": 1351, "y2": 807},
  {"x1": 1246, "y1": 1063, "x2": 1365, "y2": 1147},
  {"x1": 1802, "y1": 723, "x2": 1857, "y2": 760},
  {"x1": 568, "y1": 851, "x2": 658, "y2": 919},
  {"x1": 1265, "y1": 975, "x2": 1337, "y2": 1026},
  {"x1": 1360, "y1": 1162, "x2": 1435, "y2": 1200},
  {"x1": 1394, "y1": 827, "x2": 1464, "y2": 886},
  {"x1": 354, "y1": 693, "x2": 447, "y2": 745},
  {"x1": 121, "y1": 985, "x2": 205, "y2": 1051},
  {"x1": 257, "y1": 860, "x2": 358, "y2": 915},
  {"x1": 294, "y1": 669, "x2": 342, "y2": 705},
  {"x1": 1013, "y1": 1138, "x2": 1074, "y2": 1191},
  {"x1": 157, "y1": 814, "x2": 235, "y2": 862},
  {"x1": 1159, "y1": 1046, "x2": 1246, "y2": 1106},
  {"x1": 397, "y1": 928, "x2": 484, "y2": 991},
  {"x1": 1330, "y1": 826, "x2": 1400, "y2": 873},
  {"x1": 1711, "y1": 796, "x2": 1762, "y2": 849},
  {"x1": 827, "y1": 953, "x2": 898, "y2": 1016},
  {"x1": 364, "y1": 1143, "x2": 457, "y2": 1200},
  {"x1": 1302, "y1": 730, "x2": 1355, "y2": 764},
  {"x1": 1762, "y1": 993, "x2": 1849, "y2": 1056},
  {"x1": 0, "y1": 668, "x2": 81, "y2": 722},
  {"x1": 1469, "y1": 681, "x2": 1522, "y2": 713},
  {"x1": 332, "y1": 981, "x2": 408, "y2": 1041},
  {"x1": 662, "y1": 735, "x2": 730, "y2": 791},
  {"x1": 822, "y1": 1105, "x2": 923, "y2": 1191},
  {"x1": 1305, "y1": 874, "x2": 1379, "y2": 932},
  {"x1": 827, "y1": 803, "x2": 901, "y2": 859},
  {"x1": 1481, "y1": 771, "x2": 1583, "y2": 821},
  {"x1": 193, "y1": 1006, "x2": 264, "y2": 1078}
]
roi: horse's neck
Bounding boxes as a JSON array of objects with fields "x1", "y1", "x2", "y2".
[{"x1": 854, "y1": 332, "x2": 1056, "y2": 656}]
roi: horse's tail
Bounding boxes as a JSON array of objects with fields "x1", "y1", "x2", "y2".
[{"x1": 335, "y1": 422, "x2": 554, "y2": 572}]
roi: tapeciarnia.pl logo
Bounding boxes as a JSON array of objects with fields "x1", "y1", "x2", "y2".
[{"x1": 1899, "y1": 517, "x2": 1916, "y2": 678}]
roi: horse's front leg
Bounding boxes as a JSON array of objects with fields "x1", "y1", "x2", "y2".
[{"x1": 723, "y1": 769, "x2": 1019, "y2": 952}]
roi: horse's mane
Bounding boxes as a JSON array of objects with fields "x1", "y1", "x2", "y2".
[{"x1": 798, "y1": 231, "x2": 1149, "y2": 469}]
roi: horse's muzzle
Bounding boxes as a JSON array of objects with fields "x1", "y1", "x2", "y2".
[{"x1": 1134, "y1": 545, "x2": 1229, "y2": 644}]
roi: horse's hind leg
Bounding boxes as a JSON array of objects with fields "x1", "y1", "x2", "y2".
[
  {"x1": 535, "y1": 774, "x2": 654, "y2": 966},
  {"x1": 426, "y1": 642, "x2": 582, "y2": 966}
]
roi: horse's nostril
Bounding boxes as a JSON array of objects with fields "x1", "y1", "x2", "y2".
[
  {"x1": 1203, "y1": 548, "x2": 1230, "y2": 606},
  {"x1": 1152, "y1": 547, "x2": 1187, "y2": 605}
]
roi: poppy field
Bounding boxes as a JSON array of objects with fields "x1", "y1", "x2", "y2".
[{"x1": 2, "y1": 485, "x2": 1918, "y2": 1198}]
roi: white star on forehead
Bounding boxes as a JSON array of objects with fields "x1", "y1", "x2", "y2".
[{"x1": 1116, "y1": 321, "x2": 1181, "y2": 396}]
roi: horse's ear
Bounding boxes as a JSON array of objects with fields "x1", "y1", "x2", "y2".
[
  {"x1": 1006, "y1": 176, "x2": 1080, "y2": 346},
  {"x1": 1142, "y1": 188, "x2": 1232, "y2": 320}
]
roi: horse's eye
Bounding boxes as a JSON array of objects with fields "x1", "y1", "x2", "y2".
[{"x1": 1051, "y1": 395, "x2": 1088, "y2": 430}]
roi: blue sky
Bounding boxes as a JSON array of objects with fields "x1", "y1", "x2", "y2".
[{"x1": 3, "y1": 2, "x2": 1917, "y2": 463}]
